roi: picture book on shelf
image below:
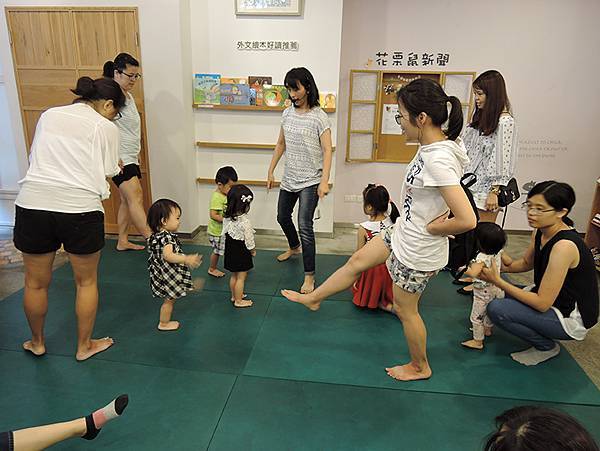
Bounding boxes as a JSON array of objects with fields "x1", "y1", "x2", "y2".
[
  {"x1": 319, "y1": 92, "x2": 336, "y2": 109},
  {"x1": 220, "y1": 83, "x2": 251, "y2": 105},
  {"x1": 262, "y1": 84, "x2": 290, "y2": 107},
  {"x1": 249, "y1": 76, "x2": 272, "y2": 106},
  {"x1": 194, "y1": 74, "x2": 220, "y2": 105},
  {"x1": 221, "y1": 77, "x2": 247, "y2": 84}
]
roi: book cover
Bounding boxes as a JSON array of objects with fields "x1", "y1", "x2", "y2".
[
  {"x1": 249, "y1": 76, "x2": 272, "y2": 106},
  {"x1": 249, "y1": 88, "x2": 257, "y2": 106},
  {"x1": 263, "y1": 84, "x2": 290, "y2": 107},
  {"x1": 194, "y1": 74, "x2": 220, "y2": 105},
  {"x1": 221, "y1": 77, "x2": 247, "y2": 84},
  {"x1": 319, "y1": 91, "x2": 336, "y2": 109},
  {"x1": 220, "y1": 83, "x2": 251, "y2": 105}
]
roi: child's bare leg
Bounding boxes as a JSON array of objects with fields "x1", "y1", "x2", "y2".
[
  {"x1": 385, "y1": 286, "x2": 432, "y2": 381},
  {"x1": 233, "y1": 272, "x2": 253, "y2": 308},
  {"x1": 462, "y1": 293, "x2": 488, "y2": 349},
  {"x1": 281, "y1": 236, "x2": 390, "y2": 311},
  {"x1": 12, "y1": 418, "x2": 87, "y2": 449},
  {"x1": 158, "y1": 299, "x2": 179, "y2": 330},
  {"x1": 208, "y1": 253, "x2": 225, "y2": 277}
]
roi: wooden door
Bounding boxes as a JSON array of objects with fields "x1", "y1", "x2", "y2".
[{"x1": 6, "y1": 7, "x2": 152, "y2": 234}]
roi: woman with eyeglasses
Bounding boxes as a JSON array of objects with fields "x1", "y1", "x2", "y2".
[
  {"x1": 479, "y1": 181, "x2": 599, "y2": 366},
  {"x1": 13, "y1": 77, "x2": 125, "y2": 361},
  {"x1": 103, "y1": 52, "x2": 151, "y2": 251}
]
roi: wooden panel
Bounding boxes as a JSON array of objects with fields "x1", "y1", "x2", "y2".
[
  {"x1": 22, "y1": 109, "x2": 44, "y2": 151},
  {"x1": 197, "y1": 178, "x2": 333, "y2": 189},
  {"x1": 7, "y1": 11, "x2": 75, "y2": 67},
  {"x1": 20, "y1": 85, "x2": 75, "y2": 108},
  {"x1": 73, "y1": 11, "x2": 119, "y2": 67},
  {"x1": 17, "y1": 69, "x2": 76, "y2": 86},
  {"x1": 114, "y1": 12, "x2": 138, "y2": 57}
]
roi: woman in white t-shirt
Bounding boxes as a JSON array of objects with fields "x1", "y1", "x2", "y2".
[
  {"x1": 103, "y1": 53, "x2": 151, "y2": 251},
  {"x1": 13, "y1": 77, "x2": 125, "y2": 361},
  {"x1": 282, "y1": 78, "x2": 477, "y2": 381}
]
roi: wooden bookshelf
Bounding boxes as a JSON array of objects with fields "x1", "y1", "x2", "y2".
[
  {"x1": 193, "y1": 104, "x2": 336, "y2": 113},
  {"x1": 196, "y1": 178, "x2": 333, "y2": 189},
  {"x1": 196, "y1": 141, "x2": 335, "y2": 151}
]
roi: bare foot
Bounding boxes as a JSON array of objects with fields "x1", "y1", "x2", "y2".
[
  {"x1": 158, "y1": 321, "x2": 180, "y2": 331},
  {"x1": 23, "y1": 340, "x2": 46, "y2": 356},
  {"x1": 208, "y1": 268, "x2": 225, "y2": 278},
  {"x1": 116, "y1": 241, "x2": 145, "y2": 251},
  {"x1": 461, "y1": 339, "x2": 484, "y2": 350},
  {"x1": 277, "y1": 247, "x2": 301, "y2": 262},
  {"x1": 485, "y1": 326, "x2": 493, "y2": 337},
  {"x1": 385, "y1": 362, "x2": 432, "y2": 381},
  {"x1": 301, "y1": 275, "x2": 315, "y2": 294},
  {"x1": 378, "y1": 302, "x2": 394, "y2": 314},
  {"x1": 233, "y1": 299, "x2": 253, "y2": 308},
  {"x1": 230, "y1": 293, "x2": 248, "y2": 302},
  {"x1": 281, "y1": 289, "x2": 321, "y2": 311},
  {"x1": 76, "y1": 337, "x2": 114, "y2": 361}
]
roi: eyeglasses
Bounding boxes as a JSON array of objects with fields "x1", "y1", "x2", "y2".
[
  {"x1": 395, "y1": 113, "x2": 406, "y2": 125},
  {"x1": 118, "y1": 70, "x2": 142, "y2": 80},
  {"x1": 112, "y1": 111, "x2": 122, "y2": 121},
  {"x1": 520, "y1": 202, "x2": 555, "y2": 215}
]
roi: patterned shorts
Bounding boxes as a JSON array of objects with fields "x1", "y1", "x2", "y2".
[
  {"x1": 381, "y1": 226, "x2": 438, "y2": 294},
  {"x1": 208, "y1": 234, "x2": 225, "y2": 256}
]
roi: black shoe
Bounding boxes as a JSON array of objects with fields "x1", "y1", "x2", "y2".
[
  {"x1": 457, "y1": 287, "x2": 473, "y2": 296},
  {"x1": 452, "y1": 279, "x2": 472, "y2": 286}
]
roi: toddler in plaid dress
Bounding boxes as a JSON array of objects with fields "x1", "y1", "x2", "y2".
[{"x1": 147, "y1": 199, "x2": 202, "y2": 331}]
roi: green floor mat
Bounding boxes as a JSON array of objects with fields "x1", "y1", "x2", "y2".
[
  {"x1": 243, "y1": 298, "x2": 600, "y2": 405},
  {"x1": 0, "y1": 350, "x2": 235, "y2": 450},
  {"x1": 0, "y1": 279, "x2": 272, "y2": 374},
  {"x1": 210, "y1": 375, "x2": 600, "y2": 451}
]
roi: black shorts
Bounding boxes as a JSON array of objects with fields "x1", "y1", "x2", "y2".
[
  {"x1": 112, "y1": 163, "x2": 141, "y2": 187},
  {"x1": 0, "y1": 431, "x2": 13, "y2": 451},
  {"x1": 13, "y1": 205, "x2": 105, "y2": 255}
]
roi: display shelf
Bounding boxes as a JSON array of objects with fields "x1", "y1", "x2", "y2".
[
  {"x1": 193, "y1": 104, "x2": 336, "y2": 113},
  {"x1": 196, "y1": 178, "x2": 333, "y2": 189},
  {"x1": 196, "y1": 141, "x2": 335, "y2": 151}
]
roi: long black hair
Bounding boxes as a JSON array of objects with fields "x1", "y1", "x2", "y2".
[
  {"x1": 483, "y1": 406, "x2": 598, "y2": 450},
  {"x1": 147, "y1": 198, "x2": 181, "y2": 233},
  {"x1": 103, "y1": 52, "x2": 140, "y2": 78},
  {"x1": 527, "y1": 181, "x2": 576, "y2": 227},
  {"x1": 225, "y1": 184, "x2": 254, "y2": 219},
  {"x1": 363, "y1": 184, "x2": 399, "y2": 223},
  {"x1": 71, "y1": 77, "x2": 126, "y2": 110},
  {"x1": 284, "y1": 67, "x2": 320, "y2": 109},
  {"x1": 470, "y1": 70, "x2": 511, "y2": 136},
  {"x1": 397, "y1": 78, "x2": 463, "y2": 141}
]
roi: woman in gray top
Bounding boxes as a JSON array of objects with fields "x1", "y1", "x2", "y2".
[
  {"x1": 267, "y1": 67, "x2": 333, "y2": 294},
  {"x1": 103, "y1": 53, "x2": 151, "y2": 250}
]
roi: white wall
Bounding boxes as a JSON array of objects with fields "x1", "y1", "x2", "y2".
[
  {"x1": 0, "y1": 0, "x2": 200, "y2": 231},
  {"x1": 334, "y1": 0, "x2": 600, "y2": 231},
  {"x1": 191, "y1": 0, "x2": 344, "y2": 233}
]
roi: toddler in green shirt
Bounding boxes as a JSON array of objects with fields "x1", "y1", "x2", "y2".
[{"x1": 208, "y1": 166, "x2": 238, "y2": 277}]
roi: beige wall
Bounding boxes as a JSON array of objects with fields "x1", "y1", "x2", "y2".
[{"x1": 333, "y1": 0, "x2": 600, "y2": 231}]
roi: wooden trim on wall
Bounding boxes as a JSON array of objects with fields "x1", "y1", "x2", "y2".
[
  {"x1": 194, "y1": 104, "x2": 336, "y2": 113},
  {"x1": 196, "y1": 178, "x2": 333, "y2": 189},
  {"x1": 196, "y1": 141, "x2": 336, "y2": 151}
]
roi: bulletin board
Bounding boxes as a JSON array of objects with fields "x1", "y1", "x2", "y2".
[{"x1": 346, "y1": 70, "x2": 476, "y2": 163}]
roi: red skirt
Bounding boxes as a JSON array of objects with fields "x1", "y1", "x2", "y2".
[{"x1": 352, "y1": 263, "x2": 393, "y2": 309}]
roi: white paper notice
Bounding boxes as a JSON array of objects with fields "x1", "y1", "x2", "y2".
[{"x1": 381, "y1": 103, "x2": 403, "y2": 135}]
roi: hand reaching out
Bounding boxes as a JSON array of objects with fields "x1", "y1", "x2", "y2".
[{"x1": 185, "y1": 253, "x2": 202, "y2": 269}]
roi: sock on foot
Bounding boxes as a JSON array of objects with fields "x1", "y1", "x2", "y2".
[
  {"x1": 511, "y1": 344, "x2": 560, "y2": 366},
  {"x1": 82, "y1": 394, "x2": 129, "y2": 440}
]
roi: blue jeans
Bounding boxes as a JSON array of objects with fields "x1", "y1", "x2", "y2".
[
  {"x1": 277, "y1": 184, "x2": 319, "y2": 274},
  {"x1": 487, "y1": 297, "x2": 572, "y2": 351}
]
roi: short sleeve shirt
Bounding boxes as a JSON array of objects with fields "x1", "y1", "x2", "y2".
[
  {"x1": 280, "y1": 106, "x2": 330, "y2": 192},
  {"x1": 208, "y1": 191, "x2": 227, "y2": 236}
]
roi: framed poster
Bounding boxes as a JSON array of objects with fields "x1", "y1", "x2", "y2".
[{"x1": 234, "y1": 0, "x2": 303, "y2": 16}]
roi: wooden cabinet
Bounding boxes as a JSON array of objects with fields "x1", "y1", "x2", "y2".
[{"x1": 6, "y1": 7, "x2": 151, "y2": 234}]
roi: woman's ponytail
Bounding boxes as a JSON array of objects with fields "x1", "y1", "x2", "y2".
[
  {"x1": 71, "y1": 76, "x2": 96, "y2": 98},
  {"x1": 102, "y1": 60, "x2": 116, "y2": 78},
  {"x1": 389, "y1": 201, "x2": 400, "y2": 224},
  {"x1": 445, "y1": 95, "x2": 463, "y2": 141},
  {"x1": 71, "y1": 77, "x2": 126, "y2": 110}
]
